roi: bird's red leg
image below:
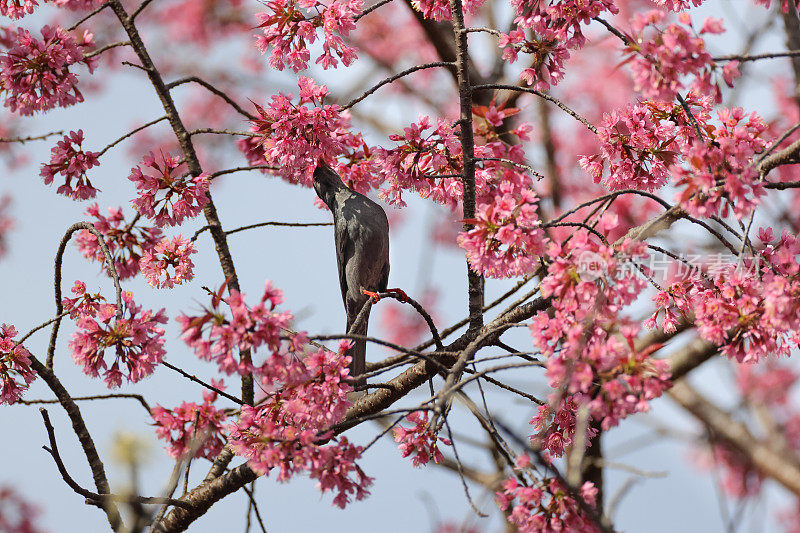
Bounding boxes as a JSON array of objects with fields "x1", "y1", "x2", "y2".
[
  {"x1": 361, "y1": 289, "x2": 382, "y2": 303},
  {"x1": 386, "y1": 288, "x2": 409, "y2": 302}
]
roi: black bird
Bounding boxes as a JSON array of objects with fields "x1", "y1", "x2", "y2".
[{"x1": 312, "y1": 164, "x2": 390, "y2": 382}]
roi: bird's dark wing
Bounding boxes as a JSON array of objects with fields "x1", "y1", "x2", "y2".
[
  {"x1": 334, "y1": 215, "x2": 354, "y2": 306},
  {"x1": 378, "y1": 255, "x2": 389, "y2": 293}
]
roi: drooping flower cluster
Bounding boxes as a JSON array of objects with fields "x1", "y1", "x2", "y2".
[
  {"x1": 0, "y1": 324, "x2": 36, "y2": 405},
  {"x1": 151, "y1": 382, "x2": 228, "y2": 459},
  {"x1": 254, "y1": 0, "x2": 361, "y2": 71},
  {"x1": 0, "y1": 26, "x2": 96, "y2": 115},
  {"x1": 176, "y1": 280, "x2": 292, "y2": 375},
  {"x1": 644, "y1": 280, "x2": 693, "y2": 333},
  {"x1": 128, "y1": 151, "x2": 210, "y2": 227},
  {"x1": 76, "y1": 204, "x2": 163, "y2": 280},
  {"x1": 40, "y1": 130, "x2": 100, "y2": 200},
  {"x1": 529, "y1": 229, "x2": 672, "y2": 449},
  {"x1": 495, "y1": 455, "x2": 601, "y2": 533},
  {"x1": 229, "y1": 341, "x2": 373, "y2": 508},
  {"x1": 693, "y1": 266, "x2": 800, "y2": 363},
  {"x1": 626, "y1": 11, "x2": 739, "y2": 102},
  {"x1": 248, "y1": 76, "x2": 364, "y2": 187},
  {"x1": 497, "y1": 0, "x2": 618, "y2": 91},
  {"x1": 457, "y1": 184, "x2": 546, "y2": 278},
  {"x1": 0, "y1": 0, "x2": 38, "y2": 19},
  {"x1": 65, "y1": 282, "x2": 167, "y2": 388},
  {"x1": 393, "y1": 410, "x2": 451, "y2": 466},
  {"x1": 580, "y1": 97, "x2": 710, "y2": 191},
  {"x1": 139, "y1": 236, "x2": 196, "y2": 289},
  {"x1": 673, "y1": 107, "x2": 767, "y2": 219}
]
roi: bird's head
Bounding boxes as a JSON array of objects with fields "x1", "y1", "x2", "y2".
[{"x1": 312, "y1": 163, "x2": 345, "y2": 206}]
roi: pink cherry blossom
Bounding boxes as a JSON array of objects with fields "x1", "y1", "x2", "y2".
[
  {"x1": 129, "y1": 151, "x2": 210, "y2": 227},
  {"x1": 151, "y1": 381, "x2": 228, "y2": 459},
  {"x1": 255, "y1": 0, "x2": 362, "y2": 72},
  {"x1": 177, "y1": 280, "x2": 292, "y2": 376},
  {"x1": 393, "y1": 410, "x2": 451, "y2": 466},
  {"x1": 498, "y1": 0, "x2": 618, "y2": 91},
  {"x1": 139, "y1": 236, "x2": 196, "y2": 289},
  {"x1": 76, "y1": 203, "x2": 163, "y2": 280},
  {"x1": 496, "y1": 459, "x2": 600, "y2": 533},
  {"x1": 457, "y1": 184, "x2": 547, "y2": 278},
  {"x1": 0, "y1": 0, "x2": 38, "y2": 19},
  {"x1": 694, "y1": 442, "x2": 763, "y2": 499},
  {"x1": 66, "y1": 284, "x2": 167, "y2": 389},
  {"x1": 0, "y1": 323, "x2": 36, "y2": 405},
  {"x1": 229, "y1": 342, "x2": 372, "y2": 508},
  {"x1": 736, "y1": 361, "x2": 797, "y2": 407},
  {"x1": 40, "y1": 130, "x2": 100, "y2": 200},
  {"x1": 249, "y1": 76, "x2": 365, "y2": 187},
  {"x1": 0, "y1": 26, "x2": 96, "y2": 115},
  {"x1": 580, "y1": 97, "x2": 710, "y2": 191},
  {"x1": 673, "y1": 108, "x2": 767, "y2": 219}
]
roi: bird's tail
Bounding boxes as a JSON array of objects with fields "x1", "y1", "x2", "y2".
[{"x1": 346, "y1": 308, "x2": 370, "y2": 387}]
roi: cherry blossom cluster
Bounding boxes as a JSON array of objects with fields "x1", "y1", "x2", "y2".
[
  {"x1": 65, "y1": 282, "x2": 167, "y2": 388},
  {"x1": 580, "y1": 96, "x2": 710, "y2": 191},
  {"x1": 176, "y1": 280, "x2": 292, "y2": 375},
  {"x1": 626, "y1": 11, "x2": 739, "y2": 102},
  {"x1": 151, "y1": 382, "x2": 228, "y2": 459},
  {"x1": 495, "y1": 455, "x2": 600, "y2": 533},
  {"x1": 644, "y1": 280, "x2": 693, "y2": 333},
  {"x1": 673, "y1": 108, "x2": 767, "y2": 219},
  {"x1": 534, "y1": 229, "x2": 648, "y2": 332},
  {"x1": 457, "y1": 184, "x2": 547, "y2": 278},
  {"x1": 373, "y1": 112, "x2": 534, "y2": 210},
  {"x1": 409, "y1": 0, "x2": 484, "y2": 21},
  {"x1": 0, "y1": 485, "x2": 46, "y2": 533},
  {"x1": 139, "y1": 236, "x2": 196, "y2": 289},
  {"x1": 0, "y1": 0, "x2": 38, "y2": 19},
  {"x1": 254, "y1": 0, "x2": 361, "y2": 72},
  {"x1": 129, "y1": 151, "x2": 210, "y2": 227},
  {"x1": 248, "y1": 77, "x2": 364, "y2": 187},
  {"x1": 528, "y1": 231, "x2": 672, "y2": 446},
  {"x1": 693, "y1": 266, "x2": 800, "y2": 363},
  {"x1": 0, "y1": 26, "x2": 96, "y2": 115},
  {"x1": 229, "y1": 342, "x2": 373, "y2": 508},
  {"x1": 40, "y1": 130, "x2": 100, "y2": 200},
  {"x1": 0, "y1": 324, "x2": 36, "y2": 405},
  {"x1": 393, "y1": 410, "x2": 451, "y2": 466},
  {"x1": 76, "y1": 204, "x2": 163, "y2": 280},
  {"x1": 373, "y1": 116, "x2": 462, "y2": 208},
  {"x1": 530, "y1": 396, "x2": 597, "y2": 458},
  {"x1": 498, "y1": 0, "x2": 617, "y2": 91}
]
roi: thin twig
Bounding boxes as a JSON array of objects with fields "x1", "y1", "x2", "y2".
[
  {"x1": 161, "y1": 361, "x2": 244, "y2": 405},
  {"x1": 342, "y1": 62, "x2": 457, "y2": 110},
  {"x1": 0, "y1": 130, "x2": 64, "y2": 143},
  {"x1": 166, "y1": 76, "x2": 256, "y2": 120},
  {"x1": 97, "y1": 116, "x2": 168, "y2": 157}
]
